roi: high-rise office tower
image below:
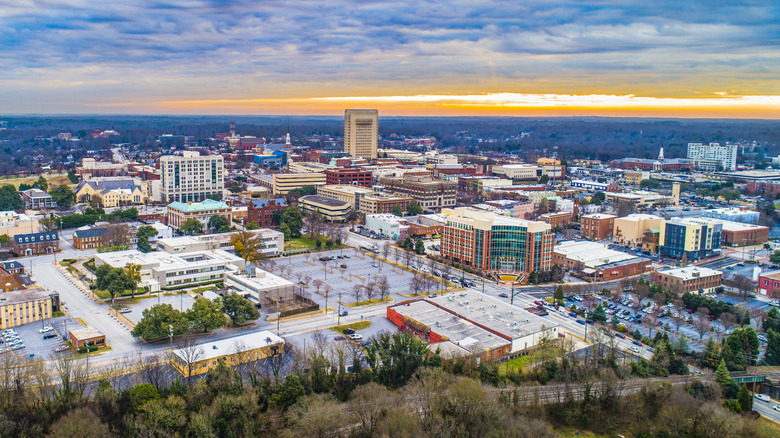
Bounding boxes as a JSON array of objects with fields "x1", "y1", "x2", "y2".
[
  {"x1": 160, "y1": 151, "x2": 224, "y2": 203},
  {"x1": 344, "y1": 109, "x2": 378, "y2": 159}
]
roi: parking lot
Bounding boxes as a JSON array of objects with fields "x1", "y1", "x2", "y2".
[
  {"x1": 2, "y1": 316, "x2": 75, "y2": 359},
  {"x1": 265, "y1": 248, "x2": 451, "y2": 308},
  {"x1": 696, "y1": 256, "x2": 741, "y2": 271}
]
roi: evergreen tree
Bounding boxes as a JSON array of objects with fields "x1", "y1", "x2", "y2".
[
  {"x1": 714, "y1": 359, "x2": 732, "y2": 388},
  {"x1": 738, "y1": 384, "x2": 753, "y2": 412},
  {"x1": 702, "y1": 337, "x2": 720, "y2": 369},
  {"x1": 554, "y1": 285, "x2": 564, "y2": 305},
  {"x1": 766, "y1": 329, "x2": 780, "y2": 366},
  {"x1": 591, "y1": 305, "x2": 607, "y2": 323}
]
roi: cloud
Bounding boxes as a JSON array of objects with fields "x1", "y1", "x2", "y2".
[{"x1": 0, "y1": 1, "x2": 778, "y2": 114}]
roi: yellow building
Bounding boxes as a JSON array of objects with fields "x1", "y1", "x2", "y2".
[
  {"x1": 317, "y1": 185, "x2": 374, "y2": 209},
  {"x1": 537, "y1": 157, "x2": 561, "y2": 166},
  {"x1": 612, "y1": 214, "x2": 665, "y2": 247},
  {"x1": 624, "y1": 171, "x2": 649, "y2": 186},
  {"x1": 73, "y1": 177, "x2": 149, "y2": 207},
  {"x1": 171, "y1": 331, "x2": 284, "y2": 376},
  {"x1": 0, "y1": 287, "x2": 57, "y2": 329}
]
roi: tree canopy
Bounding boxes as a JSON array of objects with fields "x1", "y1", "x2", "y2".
[
  {"x1": 131, "y1": 304, "x2": 190, "y2": 340},
  {"x1": 0, "y1": 184, "x2": 23, "y2": 210},
  {"x1": 221, "y1": 293, "x2": 260, "y2": 325},
  {"x1": 180, "y1": 218, "x2": 204, "y2": 236}
]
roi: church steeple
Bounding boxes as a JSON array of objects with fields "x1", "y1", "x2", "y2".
[{"x1": 658, "y1": 147, "x2": 664, "y2": 161}]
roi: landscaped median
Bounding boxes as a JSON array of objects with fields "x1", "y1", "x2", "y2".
[
  {"x1": 344, "y1": 297, "x2": 393, "y2": 307},
  {"x1": 330, "y1": 320, "x2": 371, "y2": 334}
]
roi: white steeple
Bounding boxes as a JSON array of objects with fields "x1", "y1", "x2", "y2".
[
  {"x1": 285, "y1": 133, "x2": 291, "y2": 148},
  {"x1": 658, "y1": 147, "x2": 664, "y2": 161}
]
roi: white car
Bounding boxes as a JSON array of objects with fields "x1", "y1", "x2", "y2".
[
  {"x1": 40, "y1": 326, "x2": 53, "y2": 334},
  {"x1": 773, "y1": 405, "x2": 780, "y2": 412},
  {"x1": 755, "y1": 394, "x2": 771, "y2": 403},
  {"x1": 630, "y1": 346, "x2": 641, "y2": 353},
  {"x1": 348, "y1": 333, "x2": 363, "y2": 341}
]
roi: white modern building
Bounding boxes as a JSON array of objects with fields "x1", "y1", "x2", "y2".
[
  {"x1": 159, "y1": 151, "x2": 224, "y2": 203},
  {"x1": 364, "y1": 214, "x2": 409, "y2": 240},
  {"x1": 94, "y1": 249, "x2": 245, "y2": 291},
  {"x1": 687, "y1": 142, "x2": 738, "y2": 172},
  {"x1": 701, "y1": 207, "x2": 760, "y2": 225},
  {"x1": 157, "y1": 229, "x2": 284, "y2": 256},
  {"x1": 224, "y1": 269, "x2": 296, "y2": 307}
]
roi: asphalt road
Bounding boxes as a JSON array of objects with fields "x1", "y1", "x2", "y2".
[{"x1": 753, "y1": 396, "x2": 780, "y2": 423}]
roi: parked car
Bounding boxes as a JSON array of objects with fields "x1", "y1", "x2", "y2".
[
  {"x1": 334, "y1": 336, "x2": 345, "y2": 341},
  {"x1": 499, "y1": 293, "x2": 508, "y2": 298},
  {"x1": 43, "y1": 333, "x2": 57, "y2": 340},
  {"x1": 120, "y1": 308, "x2": 132, "y2": 314},
  {"x1": 54, "y1": 345, "x2": 69, "y2": 353},
  {"x1": 569, "y1": 312, "x2": 577, "y2": 317},
  {"x1": 347, "y1": 333, "x2": 363, "y2": 341},
  {"x1": 340, "y1": 264, "x2": 347, "y2": 269},
  {"x1": 39, "y1": 326, "x2": 53, "y2": 334},
  {"x1": 343, "y1": 328, "x2": 356, "y2": 335},
  {"x1": 576, "y1": 319, "x2": 586, "y2": 325}
]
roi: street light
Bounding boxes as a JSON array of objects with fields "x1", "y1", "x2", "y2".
[{"x1": 168, "y1": 324, "x2": 173, "y2": 354}]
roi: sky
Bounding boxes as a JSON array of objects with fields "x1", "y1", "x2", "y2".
[{"x1": 1, "y1": 0, "x2": 779, "y2": 118}]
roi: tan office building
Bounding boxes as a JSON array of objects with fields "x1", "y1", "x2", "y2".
[
  {"x1": 612, "y1": 214, "x2": 664, "y2": 247},
  {"x1": 271, "y1": 173, "x2": 326, "y2": 195},
  {"x1": 344, "y1": 109, "x2": 379, "y2": 159},
  {"x1": 298, "y1": 195, "x2": 352, "y2": 222}
]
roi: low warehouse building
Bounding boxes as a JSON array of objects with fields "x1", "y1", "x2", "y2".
[
  {"x1": 654, "y1": 266, "x2": 722, "y2": 295},
  {"x1": 387, "y1": 290, "x2": 559, "y2": 361},
  {"x1": 553, "y1": 241, "x2": 651, "y2": 280}
]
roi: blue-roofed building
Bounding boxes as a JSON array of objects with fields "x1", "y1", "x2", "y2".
[
  {"x1": 0, "y1": 260, "x2": 24, "y2": 274},
  {"x1": 253, "y1": 154, "x2": 284, "y2": 168},
  {"x1": 13, "y1": 231, "x2": 59, "y2": 256}
]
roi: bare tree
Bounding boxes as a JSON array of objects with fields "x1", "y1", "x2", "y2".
[
  {"x1": 364, "y1": 280, "x2": 376, "y2": 301},
  {"x1": 381, "y1": 244, "x2": 390, "y2": 265},
  {"x1": 670, "y1": 312, "x2": 684, "y2": 334},
  {"x1": 352, "y1": 284, "x2": 364, "y2": 303},
  {"x1": 265, "y1": 344, "x2": 290, "y2": 385},
  {"x1": 136, "y1": 351, "x2": 166, "y2": 391},
  {"x1": 104, "y1": 223, "x2": 131, "y2": 247},
  {"x1": 692, "y1": 312, "x2": 713, "y2": 341},
  {"x1": 410, "y1": 273, "x2": 424, "y2": 296},
  {"x1": 403, "y1": 249, "x2": 413, "y2": 268},
  {"x1": 720, "y1": 312, "x2": 738, "y2": 335},
  {"x1": 312, "y1": 278, "x2": 323, "y2": 296},
  {"x1": 643, "y1": 313, "x2": 658, "y2": 338},
  {"x1": 174, "y1": 340, "x2": 204, "y2": 386},
  {"x1": 393, "y1": 249, "x2": 402, "y2": 266},
  {"x1": 377, "y1": 275, "x2": 391, "y2": 301}
]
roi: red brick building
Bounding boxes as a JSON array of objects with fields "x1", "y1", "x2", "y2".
[
  {"x1": 746, "y1": 181, "x2": 780, "y2": 197},
  {"x1": 13, "y1": 231, "x2": 59, "y2": 256},
  {"x1": 538, "y1": 211, "x2": 572, "y2": 228},
  {"x1": 580, "y1": 213, "x2": 616, "y2": 240},
  {"x1": 324, "y1": 168, "x2": 373, "y2": 187},
  {"x1": 758, "y1": 272, "x2": 780, "y2": 298},
  {"x1": 247, "y1": 198, "x2": 288, "y2": 227}
]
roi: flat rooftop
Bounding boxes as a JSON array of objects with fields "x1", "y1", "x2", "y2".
[
  {"x1": 658, "y1": 266, "x2": 722, "y2": 281},
  {"x1": 390, "y1": 290, "x2": 558, "y2": 353},
  {"x1": 0, "y1": 287, "x2": 53, "y2": 306},
  {"x1": 97, "y1": 249, "x2": 242, "y2": 271},
  {"x1": 554, "y1": 241, "x2": 641, "y2": 268},
  {"x1": 299, "y1": 195, "x2": 350, "y2": 207},
  {"x1": 172, "y1": 331, "x2": 284, "y2": 363}
]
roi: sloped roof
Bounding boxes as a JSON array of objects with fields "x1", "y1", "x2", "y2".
[{"x1": 168, "y1": 198, "x2": 230, "y2": 212}]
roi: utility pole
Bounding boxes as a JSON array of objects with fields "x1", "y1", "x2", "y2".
[{"x1": 337, "y1": 291, "x2": 343, "y2": 325}]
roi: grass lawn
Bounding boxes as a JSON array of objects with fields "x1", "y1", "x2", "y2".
[
  {"x1": 193, "y1": 285, "x2": 217, "y2": 293},
  {"x1": 345, "y1": 297, "x2": 393, "y2": 307},
  {"x1": 94, "y1": 288, "x2": 147, "y2": 300},
  {"x1": 285, "y1": 236, "x2": 318, "y2": 251},
  {"x1": 498, "y1": 346, "x2": 562, "y2": 376},
  {"x1": 330, "y1": 321, "x2": 372, "y2": 334},
  {"x1": 75, "y1": 345, "x2": 113, "y2": 357},
  {"x1": 2, "y1": 174, "x2": 72, "y2": 189},
  {"x1": 52, "y1": 311, "x2": 65, "y2": 317}
]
